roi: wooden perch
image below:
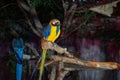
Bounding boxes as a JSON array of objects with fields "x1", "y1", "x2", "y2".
[
  {"x1": 25, "y1": 39, "x2": 120, "y2": 70},
  {"x1": 50, "y1": 55, "x2": 120, "y2": 70},
  {"x1": 41, "y1": 39, "x2": 120, "y2": 70},
  {"x1": 23, "y1": 54, "x2": 36, "y2": 60},
  {"x1": 24, "y1": 39, "x2": 120, "y2": 80},
  {"x1": 50, "y1": 66, "x2": 57, "y2": 80},
  {"x1": 41, "y1": 39, "x2": 73, "y2": 58}
]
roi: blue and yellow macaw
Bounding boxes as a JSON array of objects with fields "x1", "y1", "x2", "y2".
[
  {"x1": 12, "y1": 38, "x2": 24, "y2": 80},
  {"x1": 39, "y1": 19, "x2": 61, "y2": 80}
]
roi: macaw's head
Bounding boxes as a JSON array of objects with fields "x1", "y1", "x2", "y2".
[{"x1": 49, "y1": 19, "x2": 60, "y2": 27}]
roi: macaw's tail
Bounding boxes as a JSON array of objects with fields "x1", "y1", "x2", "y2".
[
  {"x1": 39, "y1": 49, "x2": 47, "y2": 80},
  {"x1": 16, "y1": 63, "x2": 22, "y2": 80}
]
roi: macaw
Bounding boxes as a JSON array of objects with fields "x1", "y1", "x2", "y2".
[
  {"x1": 39, "y1": 19, "x2": 61, "y2": 80},
  {"x1": 12, "y1": 38, "x2": 24, "y2": 80}
]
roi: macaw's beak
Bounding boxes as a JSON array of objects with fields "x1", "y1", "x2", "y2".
[{"x1": 55, "y1": 22, "x2": 60, "y2": 26}]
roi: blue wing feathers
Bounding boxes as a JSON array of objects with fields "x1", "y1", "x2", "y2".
[{"x1": 43, "y1": 25, "x2": 51, "y2": 38}]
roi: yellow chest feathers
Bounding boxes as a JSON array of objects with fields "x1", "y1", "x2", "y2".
[{"x1": 46, "y1": 26, "x2": 60, "y2": 42}]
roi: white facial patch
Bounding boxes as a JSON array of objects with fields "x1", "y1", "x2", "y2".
[{"x1": 52, "y1": 22, "x2": 56, "y2": 25}]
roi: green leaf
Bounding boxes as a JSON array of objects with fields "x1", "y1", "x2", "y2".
[{"x1": 46, "y1": 53, "x2": 51, "y2": 60}]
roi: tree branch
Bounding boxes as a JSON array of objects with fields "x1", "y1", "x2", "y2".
[
  {"x1": 66, "y1": 4, "x2": 77, "y2": 29},
  {"x1": 27, "y1": 0, "x2": 43, "y2": 30},
  {"x1": 63, "y1": 3, "x2": 77, "y2": 27},
  {"x1": 25, "y1": 43, "x2": 39, "y2": 56},
  {"x1": 41, "y1": 39, "x2": 120, "y2": 70},
  {"x1": 25, "y1": 39, "x2": 120, "y2": 79},
  {"x1": 50, "y1": 66, "x2": 57, "y2": 80},
  {"x1": 16, "y1": 0, "x2": 41, "y2": 37},
  {"x1": 50, "y1": 55, "x2": 120, "y2": 70},
  {"x1": 41, "y1": 39, "x2": 73, "y2": 58},
  {"x1": 62, "y1": 0, "x2": 67, "y2": 15}
]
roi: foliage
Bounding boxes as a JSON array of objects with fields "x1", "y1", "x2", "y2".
[
  {"x1": 3, "y1": 55, "x2": 16, "y2": 73},
  {"x1": 32, "y1": 0, "x2": 63, "y2": 22},
  {"x1": 31, "y1": 0, "x2": 52, "y2": 7}
]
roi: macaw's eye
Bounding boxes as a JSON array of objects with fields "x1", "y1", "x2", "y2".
[{"x1": 51, "y1": 21, "x2": 60, "y2": 26}]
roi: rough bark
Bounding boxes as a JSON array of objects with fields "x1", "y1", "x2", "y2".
[
  {"x1": 41, "y1": 39, "x2": 120, "y2": 70},
  {"x1": 25, "y1": 39, "x2": 120, "y2": 80}
]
